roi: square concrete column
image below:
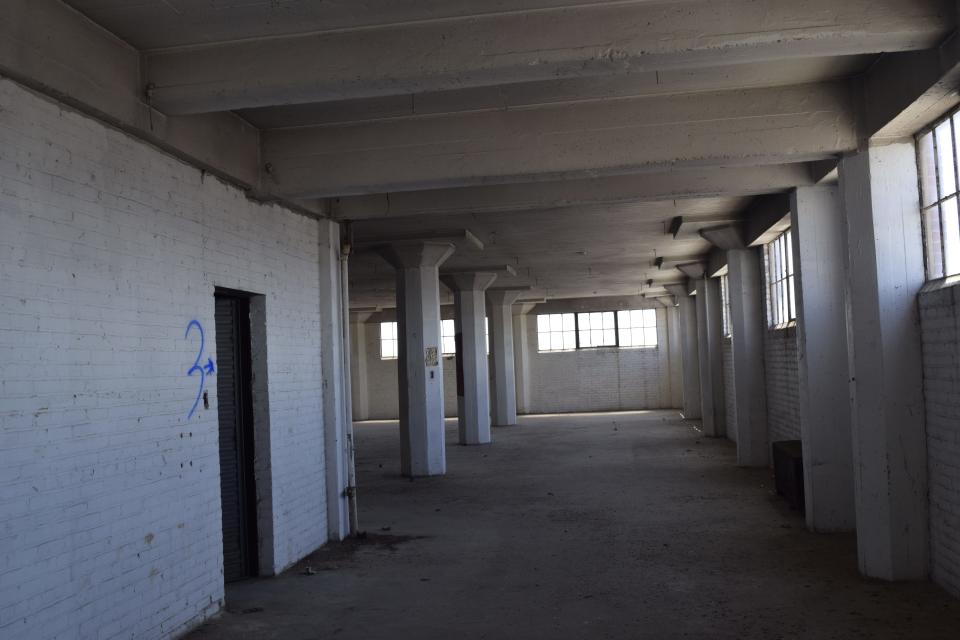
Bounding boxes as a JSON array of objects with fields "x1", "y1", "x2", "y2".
[
  {"x1": 349, "y1": 311, "x2": 374, "y2": 422},
  {"x1": 669, "y1": 287, "x2": 701, "y2": 419},
  {"x1": 790, "y1": 185, "x2": 855, "y2": 532},
  {"x1": 727, "y1": 249, "x2": 769, "y2": 467},
  {"x1": 441, "y1": 273, "x2": 498, "y2": 445},
  {"x1": 838, "y1": 143, "x2": 928, "y2": 580},
  {"x1": 512, "y1": 302, "x2": 538, "y2": 415},
  {"x1": 695, "y1": 277, "x2": 726, "y2": 437},
  {"x1": 379, "y1": 241, "x2": 456, "y2": 477},
  {"x1": 488, "y1": 289, "x2": 523, "y2": 426}
]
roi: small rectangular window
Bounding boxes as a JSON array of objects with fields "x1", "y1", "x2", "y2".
[
  {"x1": 380, "y1": 322, "x2": 398, "y2": 359},
  {"x1": 617, "y1": 309, "x2": 658, "y2": 348},
  {"x1": 441, "y1": 318, "x2": 456, "y2": 356},
  {"x1": 720, "y1": 275, "x2": 732, "y2": 338},
  {"x1": 536, "y1": 313, "x2": 576, "y2": 352},
  {"x1": 764, "y1": 230, "x2": 796, "y2": 328},
  {"x1": 577, "y1": 311, "x2": 617, "y2": 348},
  {"x1": 918, "y1": 111, "x2": 960, "y2": 279}
]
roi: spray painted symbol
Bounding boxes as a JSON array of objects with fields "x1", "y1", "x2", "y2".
[{"x1": 185, "y1": 320, "x2": 215, "y2": 419}]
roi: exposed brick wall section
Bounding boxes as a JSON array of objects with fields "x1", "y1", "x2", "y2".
[
  {"x1": 764, "y1": 327, "x2": 801, "y2": 444},
  {"x1": 722, "y1": 338, "x2": 737, "y2": 443},
  {"x1": 525, "y1": 315, "x2": 668, "y2": 414},
  {"x1": 0, "y1": 79, "x2": 330, "y2": 639},
  {"x1": 919, "y1": 284, "x2": 960, "y2": 597}
]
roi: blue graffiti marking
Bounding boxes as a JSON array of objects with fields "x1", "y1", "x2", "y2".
[{"x1": 185, "y1": 319, "x2": 211, "y2": 419}]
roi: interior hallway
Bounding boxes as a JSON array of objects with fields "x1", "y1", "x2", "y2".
[{"x1": 188, "y1": 412, "x2": 960, "y2": 640}]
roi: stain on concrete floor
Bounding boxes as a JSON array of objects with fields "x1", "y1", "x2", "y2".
[{"x1": 187, "y1": 411, "x2": 960, "y2": 639}]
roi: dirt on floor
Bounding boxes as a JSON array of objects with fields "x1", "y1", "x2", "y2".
[{"x1": 187, "y1": 411, "x2": 960, "y2": 640}]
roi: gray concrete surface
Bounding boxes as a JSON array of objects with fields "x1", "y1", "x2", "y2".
[{"x1": 187, "y1": 411, "x2": 960, "y2": 640}]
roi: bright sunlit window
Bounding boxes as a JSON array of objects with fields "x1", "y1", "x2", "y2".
[
  {"x1": 537, "y1": 313, "x2": 576, "y2": 352},
  {"x1": 917, "y1": 110, "x2": 960, "y2": 279},
  {"x1": 720, "y1": 274, "x2": 732, "y2": 338},
  {"x1": 617, "y1": 309, "x2": 658, "y2": 348},
  {"x1": 577, "y1": 311, "x2": 617, "y2": 348},
  {"x1": 441, "y1": 318, "x2": 456, "y2": 356},
  {"x1": 380, "y1": 322, "x2": 398, "y2": 359},
  {"x1": 764, "y1": 230, "x2": 796, "y2": 329}
]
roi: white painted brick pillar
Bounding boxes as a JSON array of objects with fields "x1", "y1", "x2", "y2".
[
  {"x1": 790, "y1": 185, "x2": 856, "y2": 532},
  {"x1": 696, "y1": 277, "x2": 726, "y2": 437},
  {"x1": 379, "y1": 241, "x2": 456, "y2": 477},
  {"x1": 839, "y1": 143, "x2": 929, "y2": 579},
  {"x1": 442, "y1": 272, "x2": 498, "y2": 445},
  {"x1": 727, "y1": 248, "x2": 769, "y2": 466},
  {"x1": 488, "y1": 289, "x2": 523, "y2": 426}
]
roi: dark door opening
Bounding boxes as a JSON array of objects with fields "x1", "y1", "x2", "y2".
[{"x1": 214, "y1": 291, "x2": 259, "y2": 582}]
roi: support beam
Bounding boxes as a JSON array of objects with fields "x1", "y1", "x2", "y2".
[
  {"x1": 727, "y1": 249, "x2": 769, "y2": 467},
  {"x1": 667, "y1": 285, "x2": 700, "y2": 419},
  {"x1": 262, "y1": 82, "x2": 857, "y2": 197},
  {"x1": 145, "y1": 0, "x2": 949, "y2": 114},
  {"x1": 513, "y1": 303, "x2": 538, "y2": 416},
  {"x1": 349, "y1": 311, "x2": 375, "y2": 422},
  {"x1": 790, "y1": 186, "x2": 855, "y2": 532},
  {"x1": 488, "y1": 289, "x2": 524, "y2": 426},
  {"x1": 378, "y1": 241, "x2": 456, "y2": 477},
  {"x1": 332, "y1": 164, "x2": 815, "y2": 220},
  {"x1": 695, "y1": 278, "x2": 726, "y2": 435},
  {"x1": 441, "y1": 272, "x2": 499, "y2": 446},
  {"x1": 838, "y1": 143, "x2": 928, "y2": 579}
]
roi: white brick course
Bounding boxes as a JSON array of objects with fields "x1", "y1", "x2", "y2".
[
  {"x1": 763, "y1": 327, "x2": 801, "y2": 445},
  {"x1": 919, "y1": 284, "x2": 960, "y2": 597},
  {"x1": 0, "y1": 78, "x2": 332, "y2": 639},
  {"x1": 722, "y1": 337, "x2": 737, "y2": 443}
]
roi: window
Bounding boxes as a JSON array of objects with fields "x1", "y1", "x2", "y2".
[
  {"x1": 441, "y1": 318, "x2": 456, "y2": 356},
  {"x1": 764, "y1": 230, "x2": 796, "y2": 328},
  {"x1": 577, "y1": 311, "x2": 617, "y2": 348},
  {"x1": 536, "y1": 309, "x2": 658, "y2": 352},
  {"x1": 537, "y1": 313, "x2": 576, "y2": 352},
  {"x1": 617, "y1": 309, "x2": 658, "y2": 348},
  {"x1": 720, "y1": 274, "x2": 732, "y2": 338},
  {"x1": 380, "y1": 322, "x2": 398, "y2": 359},
  {"x1": 485, "y1": 317, "x2": 490, "y2": 355},
  {"x1": 917, "y1": 110, "x2": 960, "y2": 279}
]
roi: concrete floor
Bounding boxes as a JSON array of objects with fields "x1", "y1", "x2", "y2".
[{"x1": 188, "y1": 411, "x2": 960, "y2": 639}]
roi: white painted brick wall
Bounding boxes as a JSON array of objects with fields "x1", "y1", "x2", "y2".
[
  {"x1": 722, "y1": 338, "x2": 737, "y2": 443},
  {"x1": 763, "y1": 327, "x2": 801, "y2": 444},
  {"x1": 0, "y1": 79, "x2": 331, "y2": 639},
  {"x1": 525, "y1": 312, "x2": 669, "y2": 414},
  {"x1": 919, "y1": 284, "x2": 960, "y2": 597}
]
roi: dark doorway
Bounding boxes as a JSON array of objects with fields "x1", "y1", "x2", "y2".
[{"x1": 214, "y1": 290, "x2": 259, "y2": 582}]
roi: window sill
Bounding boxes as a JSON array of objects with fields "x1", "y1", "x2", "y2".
[{"x1": 920, "y1": 274, "x2": 960, "y2": 294}]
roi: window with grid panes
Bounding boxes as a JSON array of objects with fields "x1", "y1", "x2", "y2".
[
  {"x1": 441, "y1": 318, "x2": 456, "y2": 356},
  {"x1": 577, "y1": 311, "x2": 617, "y2": 348},
  {"x1": 380, "y1": 322, "x2": 398, "y2": 359},
  {"x1": 617, "y1": 309, "x2": 658, "y2": 347},
  {"x1": 536, "y1": 313, "x2": 576, "y2": 352},
  {"x1": 764, "y1": 230, "x2": 796, "y2": 328},
  {"x1": 917, "y1": 110, "x2": 960, "y2": 279}
]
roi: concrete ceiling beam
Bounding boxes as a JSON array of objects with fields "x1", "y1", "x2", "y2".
[
  {"x1": 700, "y1": 225, "x2": 747, "y2": 251},
  {"x1": 263, "y1": 82, "x2": 858, "y2": 198},
  {"x1": 865, "y1": 32, "x2": 960, "y2": 141},
  {"x1": 332, "y1": 164, "x2": 814, "y2": 220},
  {"x1": 676, "y1": 263, "x2": 707, "y2": 280},
  {"x1": 142, "y1": 0, "x2": 951, "y2": 115},
  {"x1": 742, "y1": 194, "x2": 792, "y2": 247}
]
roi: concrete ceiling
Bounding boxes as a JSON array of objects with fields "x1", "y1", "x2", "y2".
[{"x1": 43, "y1": 0, "x2": 960, "y2": 306}]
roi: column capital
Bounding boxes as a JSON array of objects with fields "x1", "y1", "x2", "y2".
[
  {"x1": 377, "y1": 240, "x2": 456, "y2": 270},
  {"x1": 664, "y1": 283, "x2": 691, "y2": 298},
  {"x1": 513, "y1": 301, "x2": 540, "y2": 316},
  {"x1": 441, "y1": 271, "x2": 499, "y2": 292},
  {"x1": 487, "y1": 288, "x2": 529, "y2": 306},
  {"x1": 349, "y1": 310, "x2": 376, "y2": 324}
]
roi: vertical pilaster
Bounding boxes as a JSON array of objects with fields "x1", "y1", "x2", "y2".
[
  {"x1": 696, "y1": 277, "x2": 726, "y2": 437},
  {"x1": 513, "y1": 303, "x2": 538, "y2": 416},
  {"x1": 488, "y1": 289, "x2": 523, "y2": 426},
  {"x1": 671, "y1": 288, "x2": 701, "y2": 420},
  {"x1": 727, "y1": 249, "x2": 769, "y2": 466},
  {"x1": 839, "y1": 143, "x2": 928, "y2": 579},
  {"x1": 790, "y1": 185, "x2": 855, "y2": 531},
  {"x1": 349, "y1": 311, "x2": 373, "y2": 422}
]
